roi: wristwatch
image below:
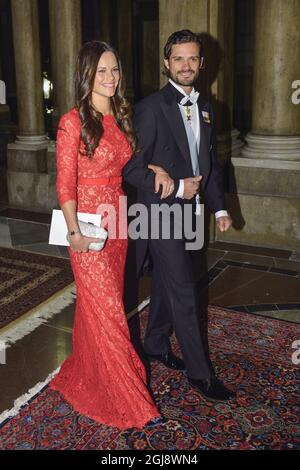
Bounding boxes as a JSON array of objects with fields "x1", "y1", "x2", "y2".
[{"x1": 69, "y1": 230, "x2": 81, "y2": 236}]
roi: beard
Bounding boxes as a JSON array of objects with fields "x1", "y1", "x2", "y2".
[{"x1": 169, "y1": 69, "x2": 199, "y2": 87}]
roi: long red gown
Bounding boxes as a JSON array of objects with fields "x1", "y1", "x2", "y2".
[{"x1": 49, "y1": 108, "x2": 159, "y2": 429}]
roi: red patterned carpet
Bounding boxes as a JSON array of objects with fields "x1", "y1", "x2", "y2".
[
  {"x1": 0, "y1": 306, "x2": 299, "y2": 450},
  {"x1": 0, "y1": 247, "x2": 74, "y2": 329}
]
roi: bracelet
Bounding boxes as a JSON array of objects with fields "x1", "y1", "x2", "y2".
[{"x1": 68, "y1": 230, "x2": 81, "y2": 236}]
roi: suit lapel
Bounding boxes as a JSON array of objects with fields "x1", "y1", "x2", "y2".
[
  {"x1": 160, "y1": 84, "x2": 193, "y2": 173},
  {"x1": 159, "y1": 84, "x2": 213, "y2": 186},
  {"x1": 160, "y1": 102, "x2": 193, "y2": 163}
]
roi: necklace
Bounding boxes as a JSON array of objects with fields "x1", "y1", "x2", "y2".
[{"x1": 184, "y1": 106, "x2": 192, "y2": 124}]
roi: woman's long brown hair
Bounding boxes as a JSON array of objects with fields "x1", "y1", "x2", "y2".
[{"x1": 75, "y1": 41, "x2": 136, "y2": 156}]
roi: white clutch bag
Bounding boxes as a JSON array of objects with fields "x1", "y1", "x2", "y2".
[
  {"x1": 49, "y1": 209, "x2": 108, "y2": 251},
  {"x1": 67, "y1": 220, "x2": 108, "y2": 252}
]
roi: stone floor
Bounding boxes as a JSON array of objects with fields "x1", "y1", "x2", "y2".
[{"x1": 0, "y1": 207, "x2": 299, "y2": 415}]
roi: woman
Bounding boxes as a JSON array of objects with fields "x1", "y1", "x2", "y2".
[{"x1": 49, "y1": 41, "x2": 170, "y2": 429}]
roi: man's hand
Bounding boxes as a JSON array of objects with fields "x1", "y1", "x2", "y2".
[
  {"x1": 183, "y1": 176, "x2": 202, "y2": 199},
  {"x1": 216, "y1": 216, "x2": 232, "y2": 232}
]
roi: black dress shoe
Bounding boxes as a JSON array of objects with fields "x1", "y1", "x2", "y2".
[
  {"x1": 146, "y1": 351, "x2": 185, "y2": 371},
  {"x1": 188, "y1": 376, "x2": 236, "y2": 402}
]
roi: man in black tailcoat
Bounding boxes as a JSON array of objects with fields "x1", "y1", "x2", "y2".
[{"x1": 123, "y1": 30, "x2": 235, "y2": 401}]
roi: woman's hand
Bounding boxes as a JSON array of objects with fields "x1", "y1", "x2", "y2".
[
  {"x1": 69, "y1": 233, "x2": 100, "y2": 253},
  {"x1": 148, "y1": 164, "x2": 175, "y2": 199},
  {"x1": 148, "y1": 164, "x2": 168, "y2": 175}
]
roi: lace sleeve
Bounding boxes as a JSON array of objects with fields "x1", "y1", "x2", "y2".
[{"x1": 56, "y1": 112, "x2": 81, "y2": 206}]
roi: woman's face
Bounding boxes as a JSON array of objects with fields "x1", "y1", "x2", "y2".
[{"x1": 92, "y1": 51, "x2": 120, "y2": 99}]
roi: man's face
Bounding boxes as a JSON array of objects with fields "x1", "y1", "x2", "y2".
[{"x1": 164, "y1": 42, "x2": 203, "y2": 88}]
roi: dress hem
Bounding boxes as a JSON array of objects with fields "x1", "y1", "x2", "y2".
[{"x1": 49, "y1": 382, "x2": 160, "y2": 431}]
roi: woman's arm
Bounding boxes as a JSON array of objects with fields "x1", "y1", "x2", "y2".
[
  {"x1": 123, "y1": 103, "x2": 179, "y2": 201},
  {"x1": 147, "y1": 164, "x2": 174, "y2": 198},
  {"x1": 56, "y1": 114, "x2": 98, "y2": 252},
  {"x1": 148, "y1": 164, "x2": 167, "y2": 174}
]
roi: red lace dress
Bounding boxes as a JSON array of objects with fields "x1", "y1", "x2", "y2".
[{"x1": 49, "y1": 108, "x2": 159, "y2": 429}]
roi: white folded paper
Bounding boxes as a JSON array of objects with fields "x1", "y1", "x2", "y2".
[{"x1": 49, "y1": 209, "x2": 101, "y2": 246}]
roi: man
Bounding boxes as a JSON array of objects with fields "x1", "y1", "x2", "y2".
[{"x1": 123, "y1": 30, "x2": 234, "y2": 401}]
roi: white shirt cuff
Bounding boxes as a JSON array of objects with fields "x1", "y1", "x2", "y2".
[
  {"x1": 215, "y1": 210, "x2": 228, "y2": 219},
  {"x1": 175, "y1": 179, "x2": 185, "y2": 198}
]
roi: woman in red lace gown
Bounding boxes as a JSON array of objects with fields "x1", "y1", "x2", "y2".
[{"x1": 49, "y1": 41, "x2": 159, "y2": 429}]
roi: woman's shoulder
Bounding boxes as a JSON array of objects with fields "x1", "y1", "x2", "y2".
[
  {"x1": 59, "y1": 107, "x2": 80, "y2": 125},
  {"x1": 58, "y1": 107, "x2": 81, "y2": 133}
]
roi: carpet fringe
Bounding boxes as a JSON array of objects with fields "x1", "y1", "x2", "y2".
[
  {"x1": 0, "y1": 366, "x2": 61, "y2": 425},
  {"x1": 0, "y1": 284, "x2": 76, "y2": 347},
  {"x1": 127, "y1": 297, "x2": 150, "y2": 320},
  {"x1": 0, "y1": 297, "x2": 149, "y2": 427}
]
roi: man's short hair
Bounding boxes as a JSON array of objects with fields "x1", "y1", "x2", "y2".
[{"x1": 163, "y1": 29, "x2": 204, "y2": 60}]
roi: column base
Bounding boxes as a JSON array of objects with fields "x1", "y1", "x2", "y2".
[
  {"x1": 216, "y1": 156, "x2": 300, "y2": 250},
  {"x1": 6, "y1": 140, "x2": 57, "y2": 213},
  {"x1": 9, "y1": 134, "x2": 49, "y2": 151},
  {"x1": 241, "y1": 133, "x2": 300, "y2": 160}
]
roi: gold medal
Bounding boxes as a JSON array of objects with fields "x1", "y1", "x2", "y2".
[{"x1": 184, "y1": 106, "x2": 192, "y2": 123}]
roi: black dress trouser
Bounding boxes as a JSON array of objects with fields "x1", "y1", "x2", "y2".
[{"x1": 144, "y1": 238, "x2": 213, "y2": 380}]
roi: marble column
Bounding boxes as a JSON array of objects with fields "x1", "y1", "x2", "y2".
[
  {"x1": 0, "y1": 80, "x2": 10, "y2": 122},
  {"x1": 10, "y1": 0, "x2": 47, "y2": 146},
  {"x1": 207, "y1": 0, "x2": 243, "y2": 163},
  {"x1": 221, "y1": 0, "x2": 300, "y2": 250},
  {"x1": 96, "y1": 0, "x2": 114, "y2": 45},
  {"x1": 7, "y1": 0, "x2": 56, "y2": 212},
  {"x1": 0, "y1": 78, "x2": 10, "y2": 204},
  {"x1": 49, "y1": 0, "x2": 82, "y2": 122},
  {"x1": 117, "y1": 0, "x2": 134, "y2": 100},
  {"x1": 133, "y1": 0, "x2": 159, "y2": 98},
  {"x1": 241, "y1": 0, "x2": 300, "y2": 161}
]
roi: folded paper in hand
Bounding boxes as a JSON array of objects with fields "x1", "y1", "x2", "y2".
[{"x1": 49, "y1": 209, "x2": 108, "y2": 251}]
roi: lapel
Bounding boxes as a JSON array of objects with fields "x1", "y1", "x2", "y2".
[
  {"x1": 160, "y1": 83, "x2": 193, "y2": 174},
  {"x1": 159, "y1": 83, "x2": 212, "y2": 187}
]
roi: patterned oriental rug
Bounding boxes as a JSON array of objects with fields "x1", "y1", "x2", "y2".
[
  {"x1": 0, "y1": 247, "x2": 74, "y2": 330},
  {"x1": 0, "y1": 306, "x2": 299, "y2": 450}
]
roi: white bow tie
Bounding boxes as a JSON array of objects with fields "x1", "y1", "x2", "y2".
[{"x1": 180, "y1": 90, "x2": 199, "y2": 106}]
